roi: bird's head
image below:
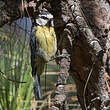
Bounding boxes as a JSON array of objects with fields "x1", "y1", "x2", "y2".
[{"x1": 35, "y1": 12, "x2": 54, "y2": 27}]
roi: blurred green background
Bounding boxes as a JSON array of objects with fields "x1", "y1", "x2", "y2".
[{"x1": 0, "y1": 19, "x2": 81, "y2": 110}]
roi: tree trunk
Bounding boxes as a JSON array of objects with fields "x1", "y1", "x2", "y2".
[
  {"x1": 50, "y1": 0, "x2": 110, "y2": 109},
  {"x1": 0, "y1": 0, "x2": 110, "y2": 109}
]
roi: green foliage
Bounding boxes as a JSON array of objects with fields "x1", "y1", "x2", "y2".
[
  {"x1": 0, "y1": 27, "x2": 33, "y2": 110},
  {"x1": 46, "y1": 62, "x2": 59, "y2": 72},
  {"x1": 0, "y1": 26, "x2": 80, "y2": 110}
]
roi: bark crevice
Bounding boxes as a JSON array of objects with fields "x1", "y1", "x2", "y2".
[{"x1": 0, "y1": 0, "x2": 110, "y2": 110}]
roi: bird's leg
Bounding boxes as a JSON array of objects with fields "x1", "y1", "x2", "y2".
[
  {"x1": 33, "y1": 74, "x2": 42, "y2": 100},
  {"x1": 49, "y1": 54, "x2": 70, "y2": 62},
  {"x1": 55, "y1": 54, "x2": 70, "y2": 59}
]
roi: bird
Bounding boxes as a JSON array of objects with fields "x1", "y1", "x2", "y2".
[{"x1": 30, "y1": 11, "x2": 57, "y2": 100}]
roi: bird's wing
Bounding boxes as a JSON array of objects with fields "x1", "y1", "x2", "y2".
[
  {"x1": 30, "y1": 28, "x2": 37, "y2": 76},
  {"x1": 30, "y1": 27, "x2": 45, "y2": 75},
  {"x1": 30, "y1": 27, "x2": 43, "y2": 100}
]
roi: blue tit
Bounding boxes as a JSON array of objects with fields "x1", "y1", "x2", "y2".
[{"x1": 30, "y1": 11, "x2": 57, "y2": 100}]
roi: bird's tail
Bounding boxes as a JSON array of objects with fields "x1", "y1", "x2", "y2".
[{"x1": 33, "y1": 74, "x2": 42, "y2": 100}]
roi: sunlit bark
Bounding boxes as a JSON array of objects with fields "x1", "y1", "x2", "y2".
[{"x1": 0, "y1": 0, "x2": 110, "y2": 109}]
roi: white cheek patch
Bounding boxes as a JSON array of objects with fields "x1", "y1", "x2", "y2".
[
  {"x1": 36, "y1": 18, "x2": 48, "y2": 26},
  {"x1": 51, "y1": 20, "x2": 54, "y2": 27},
  {"x1": 46, "y1": 14, "x2": 53, "y2": 19}
]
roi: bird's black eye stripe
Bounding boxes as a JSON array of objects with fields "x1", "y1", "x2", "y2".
[{"x1": 41, "y1": 16, "x2": 48, "y2": 20}]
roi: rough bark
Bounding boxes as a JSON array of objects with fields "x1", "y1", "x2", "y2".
[
  {"x1": 0, "y1": 1, "x2": 20, "y2": 26},
  {"x1": 50, "y1": 0, "x2": 110, "y2": 109},
  {"x1": 0, "y1": 0, "x2": 38, "y2": 27},
  {"x1": 0, "y1": 0, "x2": 110, "y2": 110},
  {"x1": 51, "y1": 29, "x2": 72, "y2": 110},
  {"x1": 70, "y1": 0, "x2": 110, "y2": 109}
]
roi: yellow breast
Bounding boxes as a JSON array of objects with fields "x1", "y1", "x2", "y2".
[{"x1": 35, "y1": 26, "x2": 57, "y2": 62}]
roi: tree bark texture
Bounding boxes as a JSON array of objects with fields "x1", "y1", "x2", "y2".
[{"x1": 1, "y1": 0, "x2": 110, "y2": 110}]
